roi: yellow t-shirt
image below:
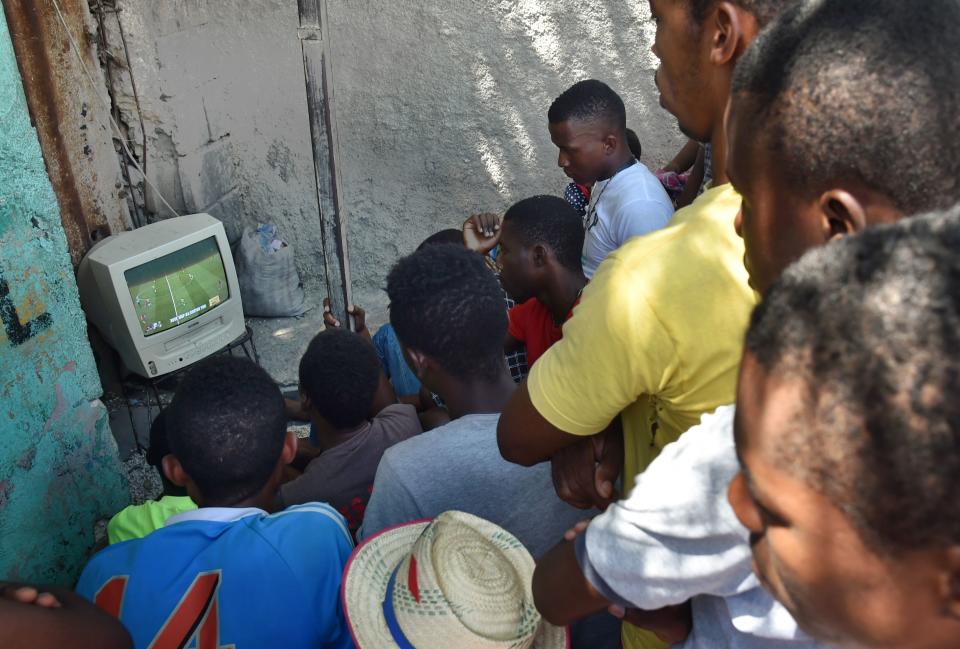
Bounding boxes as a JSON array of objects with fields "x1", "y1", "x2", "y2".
[{"x1": 528, "y1": 183, "x2": 756, "y2": 649}]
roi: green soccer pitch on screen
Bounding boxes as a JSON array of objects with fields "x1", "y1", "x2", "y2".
[
  {"x1": 78, "y1": 214, "x2": 246, "y2": 378},
  {"x1": 125, "y1": 237, "x2": 230, "y2": 337}
]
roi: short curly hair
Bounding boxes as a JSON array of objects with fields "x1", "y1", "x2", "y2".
[
  {"x1": 167, "y1": 356, "x2": 286, "y2": 503},
  {"x1": 299, "y1": 328, "x2": 380, "y2": 429},
  {"x1": 731, "y1": 0, "x2": 960, "y2": 215},
  {"x1": 745, "y1": 210, "x2": 960, "y2": 556},
  {"x1": 387, "y1": 244, "x2": 506, "y2": 382},
  {"x1": 503, "y1": 196, "x2": 584, "y2": 274},
  {"x1": 686, "y1": 0, "x2": 793, "y2": 28},
  {"x1": 548, "y1": 80, "x2": 626, "y2": 133}
]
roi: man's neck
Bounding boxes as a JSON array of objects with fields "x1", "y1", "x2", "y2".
[
  {"x1": 196, "y1": 488, "x2": 276, "y2": 512},
  {"x1": 538, "y1": 269, "x2": 587, "y2": 324},
  {"x1": 433, "y1": 369, "x2": 516, "y2": 420},
  {"x1": 597, "y1": 145, "x2": 634, "y2": 182},
  {"x1": 709, "y1": 118, "x2": 729, "y2": 186}
]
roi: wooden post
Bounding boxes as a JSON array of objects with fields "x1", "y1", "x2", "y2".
[{"x1": 297, "y1": 0, "x2": 352, "y2": 325}]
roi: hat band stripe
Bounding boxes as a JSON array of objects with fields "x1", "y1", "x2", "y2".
[{"x1": 383, "y1": 565, "x2": 417, "y2": 649}]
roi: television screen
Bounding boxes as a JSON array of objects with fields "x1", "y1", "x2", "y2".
[{"x1": 125, "y1": 236, "x2": 230, "y2": 337}]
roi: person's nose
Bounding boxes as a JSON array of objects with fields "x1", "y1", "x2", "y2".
[
  {"x1": 734, "y1": 205, "x2": 744, "y2": 239},
  {"x1": 557, "y1": 151, "x2": 569, "y2": 169}
]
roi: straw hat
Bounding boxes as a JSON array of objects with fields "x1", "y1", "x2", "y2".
[{"x1": 342, "y1": 511, "x2": 568, "y2": 648}]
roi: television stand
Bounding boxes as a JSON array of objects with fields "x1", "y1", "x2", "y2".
[{"x1": 118, "y1": 325, "x2": 260, "y2": 454}]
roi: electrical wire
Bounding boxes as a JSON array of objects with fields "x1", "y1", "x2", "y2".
[{"x1": 49, "y1": 0, "x2": 180, "y2": 220}]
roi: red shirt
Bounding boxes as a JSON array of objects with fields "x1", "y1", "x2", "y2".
[{"x1": 507, "y1": 297, "x2": 580, "y2": 367}]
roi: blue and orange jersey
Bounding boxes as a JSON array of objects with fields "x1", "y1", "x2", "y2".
[{"x1": 77, "y1": 503, "x2": 355, "y2": 649}]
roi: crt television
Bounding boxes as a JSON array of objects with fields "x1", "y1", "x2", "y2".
[{"x1": 78, "y1": 213, "x2": 245, "y2": 378}]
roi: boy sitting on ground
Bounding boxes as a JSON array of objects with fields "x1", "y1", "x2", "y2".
[
  {"x1": 277, "y1": 327, "x2": 422, "y2": 535},
  {"x1": 78, "y1": 356, "x2": 354, "y2": 649},
  {"x1": 107, "y1": 410, "x2": 196, "y2": 544},
  {"x1": 465, "y1": 195, "x2": 587, "y2": 367}
]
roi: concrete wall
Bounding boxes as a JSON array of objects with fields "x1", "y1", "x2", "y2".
[
  {"x1": 106, "y1": 1, "x2": 329, "y2": 301},
  {"x1": 328, "y1": 0, "x2": 679, "y2": 316},
  {"x1": 3, "y1": 0, "x2": 134, "y2": 267},
  {"x1": 0, "y1": 11, "x2": 127, "y2": 585},
  {"x1": 111, "y1": 0, "x2": 682, "y2": 324}
]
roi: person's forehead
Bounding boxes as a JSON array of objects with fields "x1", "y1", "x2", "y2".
[
  {"x1": 499, "y1": 220, "x2": 521, "y2": 245},
  {"x1": 735, "y1": 353, "x2": 808, "y2": 454}
]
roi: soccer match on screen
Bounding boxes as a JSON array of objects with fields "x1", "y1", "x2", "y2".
[{"x1": 124, "y1": 237, "x2": 229, "y2": 337}]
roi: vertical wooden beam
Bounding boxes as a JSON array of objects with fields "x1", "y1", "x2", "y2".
[{"x1": 297, "y1": 0, "x2": 351, "y2": 325}]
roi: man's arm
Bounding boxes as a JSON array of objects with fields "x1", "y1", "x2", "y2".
[
  {"x1": 533, "y1": 530, "x2": 610, "y2": 625},
  {"x1": 497, "y1": 380, "x2": 583, "y2": 466},
  {"x1": 533, "y1": 530, "x2": 693, "y2": 645},
  {"x1": 0, "y1": 583, "x2": 133, "y2": 649}
]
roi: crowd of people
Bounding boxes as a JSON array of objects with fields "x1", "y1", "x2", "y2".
[{"x1": 4, "y1": 0, "x2": 960, "y2": 647}]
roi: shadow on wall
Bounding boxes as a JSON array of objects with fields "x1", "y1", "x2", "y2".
[
  {"x1": 105, "y1": 0, "x2": 680, "y2": 323},
  {"x1": 326, "y1": 0, "x2": 679, "y2": 312}
]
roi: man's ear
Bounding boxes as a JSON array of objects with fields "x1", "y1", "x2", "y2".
[
  {"x1": 602, "y1": 132, "x2": 618, "y2": 156},
  {"x1": 818, "y1": 189, "x2": 868, "y2": 241},
  {"x1": 532, "y1": 244, "x2": 549, "y2": 268},
  {"x1": 162, "y1": 454, "x2": 189, "y2": 488},
  {"x1": 938, "y1": 546, "x2": 960, "y2": 620},
  {"x1": 710, "y1": 3, "x2": 755, "y2": 66},
  {"x1": 405, "y1": 348, "x2": 431, "y2": 380},
  {"x1": 280, "y1": 430, "x2": 297, "y2": 465},
  {"x1": 299, "y1": 391, "x2": 314, "y2": 415}
]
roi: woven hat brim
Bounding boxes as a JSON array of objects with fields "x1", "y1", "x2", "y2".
[
  {"x1": 341, "y1": 520, "x2": 568, "y2": 648},
  {"x1": 342, "y1": 520, "x2": 431, "y2": 648}
]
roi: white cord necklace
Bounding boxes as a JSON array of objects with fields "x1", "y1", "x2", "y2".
[{"x1": 584, "y1": 158, "x2": 637, "y2": 231}]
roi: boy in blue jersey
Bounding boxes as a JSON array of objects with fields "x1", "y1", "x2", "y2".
[{"x1": 77, "y1": 356, "x2": 355, "y2": 649}]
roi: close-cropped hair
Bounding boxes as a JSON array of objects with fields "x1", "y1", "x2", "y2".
[
  {"x1": 548, "y1": 80, "x2": 626, "y2": 133},
  {"x1": 167, "y1": 355, "x2": 287, "y2": 503},
  {"x1": 745, "y1": 209, "x2": 960, "y2": 556},
  {"x1": 417, "y1": 228, "x2": 463, "y2": 250},
  {"x1": 686, "y1": 0, "x2": 795, "y2": 28},
  {"x1": 731, "y1": 0, "x2": 960, "y2": 214},
  {"x1": 503, "y1": 196, "x2": 584, "y2": 273},
  {"x1": 387, "y1": 244, "x2": 506, "y2": 382},
  {"x1": 625, "y1": 128, "x2": 642, "y2": 160},
  {"x1": 299, "y1": 328, "x2": 380, "y2": 430}
]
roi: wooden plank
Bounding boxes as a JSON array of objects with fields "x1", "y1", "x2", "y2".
[
  {"x1": 297, "y1": 0, "x2": 322, "y2": 29},
  {"x1": 297, "y1": 0, "x2": 352, "y2": 325}
]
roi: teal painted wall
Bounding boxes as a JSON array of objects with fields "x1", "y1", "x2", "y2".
[{"x1": 0, "y1": 11, "x2": 127, "y2": 584}]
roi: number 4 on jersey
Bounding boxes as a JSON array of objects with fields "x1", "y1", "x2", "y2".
[{"x1": 95, "y1": 571, "x2": 234, "y2": 649}]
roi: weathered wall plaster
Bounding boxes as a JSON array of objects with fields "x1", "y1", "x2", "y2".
[
  {"x1": 3, "y1": 0, "x2": 133, "y2": 266},
  {"x1": 106, "y1": 1, "x2": 329, "y2": 304},
  {"x1": 327, "y1": 1, "x2": 680, "y2": 318},
  {"x1": 109, "y1": 0, "x2": 682, "y2": 326},
  {"x1": 0, "y1": 10, "x2": 127, "y2": 585}
]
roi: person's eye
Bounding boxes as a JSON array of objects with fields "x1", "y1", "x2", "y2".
[{"x1": 756, "y1": 501, "x2": 789, "y2": 528}]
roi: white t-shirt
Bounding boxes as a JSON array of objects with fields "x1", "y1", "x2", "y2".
[
  {"x1": 577, "y1": 406, "x2": 828, "y2": 648},
  {"x1": 581, "y1": 161, "x2": 674, "y2": 278}
]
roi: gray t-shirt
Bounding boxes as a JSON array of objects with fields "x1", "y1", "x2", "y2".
[
  {"x1": 279, "y1": 403, "x2": 421, "y2": 536},
  {"x1": 358, "y1": 413, "x2": 592, "y2": 560},
  {"x1": 578, "y1": 406, "x2": 827, "y2": 648}
]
